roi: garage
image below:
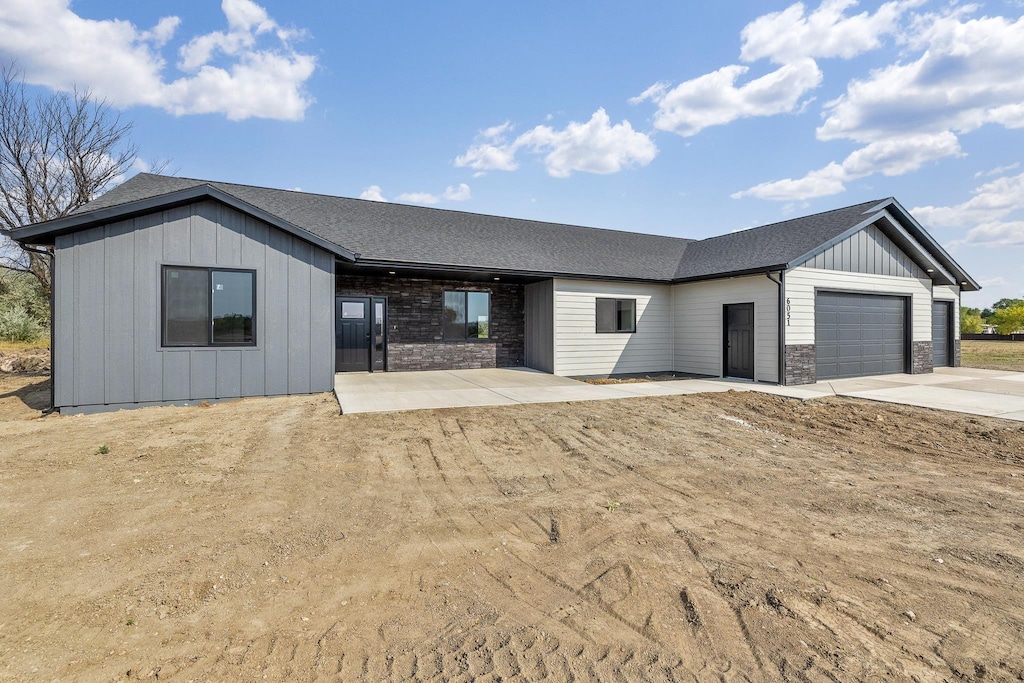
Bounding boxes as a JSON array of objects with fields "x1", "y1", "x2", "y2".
[
  {"x1": 932, "y1": 301, "x2": 952, "y2": 367},
  {"x1": 815, "y1": 292, "x2": 906, "y2": 380}
]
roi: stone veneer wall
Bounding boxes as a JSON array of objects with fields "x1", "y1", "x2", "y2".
[
  {"x1": 784, "y1": 344, "x2": 816, "y2": 385},
  {"x1": 953, "y1": 339, "x2": 961, "y2": 367},
  {"x1": 911, "y1": 340, "x2": 933, "y2": 374},
  {"x1": 336, "y1": 275, "x2": 525, "y2": 371}
]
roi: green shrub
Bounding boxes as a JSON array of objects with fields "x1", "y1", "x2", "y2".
[
  {"x1": 0, "y1": 268, "x2": 49, "y2": 327},
  {"x1": 0, "y1": 304, "x2": 44, "y2": 342}
]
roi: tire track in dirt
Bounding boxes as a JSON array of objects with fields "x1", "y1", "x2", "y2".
[{"x1": 533, "y1": 419, "x2": 700, "y2": 503}]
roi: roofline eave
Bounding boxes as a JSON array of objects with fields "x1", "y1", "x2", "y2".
[
  {"x1": 883, "y1": 197, "x2": 981, "y2": 291},
  {"x1": 7, "y1": 185, "x2": 358, "y2": 262},
  {"x1": 346, "y1": 257, "x2": 680, "y2": 283},
  {"x1": 670, "y1": 265, "x2": 789, "y2": 284}
]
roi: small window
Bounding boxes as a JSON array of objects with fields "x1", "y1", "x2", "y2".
[
  {"x1": 596, "y1": 298, "x2": 636, "y2": 333},
  {"x1": 163, "y1": 266, "x2": 256, "y2": 347},
  {"x1": 443, "y1": 290, "x2": 490, "y2": 340},
  {"x1": 341, "y1": 301, "x2": 365, "y2": 319}
]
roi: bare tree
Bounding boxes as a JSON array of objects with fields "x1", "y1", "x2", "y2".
[{"x1": 0, "y1": 63, "x2": 139, "y2": 295}]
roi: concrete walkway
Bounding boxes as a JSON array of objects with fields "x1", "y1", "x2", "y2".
[{"x1": 334, "y1": 366, "x2": 1024, "y2": 421}]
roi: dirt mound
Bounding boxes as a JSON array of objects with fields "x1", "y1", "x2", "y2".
[{"x1": 0, "y1": 347, "x2": 50, "y2": 373}]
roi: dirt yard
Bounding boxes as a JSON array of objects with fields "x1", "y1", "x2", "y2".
[
  {"x1": 1, "y1": 373, "x2": 1022, "y2": 682},
  {"x1": 963, "y1": 339, "x2": 1024, "y2": 372}
]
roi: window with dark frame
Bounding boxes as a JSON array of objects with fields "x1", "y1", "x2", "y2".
[
  {"x1": 162, "y1": 266, "x2": 256, "y2": 347},
  {"x1": 596, "y1": 298, "x2": 636, "y2": 333},
  {"x1": 443, "y1": 290, "x2": 490, "y2": 340}
]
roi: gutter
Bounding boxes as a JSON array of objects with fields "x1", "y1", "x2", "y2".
[
  {"x1": 766, "y1": 270, "x2": 785, "y2": 385},
  {"x1": 43, "y1": 262, "x2": 56, "y2": 415}
]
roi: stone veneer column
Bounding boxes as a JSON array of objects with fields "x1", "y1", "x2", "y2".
[
  {"x1": 784, "y1": 344, "x2": 816, "y2": 385},
  {"x1": 911, "y1": 341, "x2": 933, "y2": 374}
]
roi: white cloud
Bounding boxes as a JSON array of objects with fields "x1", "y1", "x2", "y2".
[
  {"x1": 454, "y1": 122, "x2": 519, "y2": 172},
  {"x1": 628, "y1": 0, "x2": 923, "y2": 140},
  {"x1": 961, "y1": 223, "x2": 1024, "y2": 247},
  {"x1": 818, "y1": 13, "x2": 1024, "y2": 144},
  {"x1": 139, "y1": 16, "x2": 181, "y2": 48},
  {"x1": 358, "y1": 185, "x2": 387, "y2": 202},
  {"x1": 738, "y1": 7, "x2": 1024, "y2": 201},
  {"x1": 395, "y1": 191, "x2": 439, "y2": 205},
  {"x1": 514, "y1": 108, "x2": 657, "y2": 177},
  {"x1": 914, "y1": 171, "x2": 1024, "y2": 249},
  {"x1": 456, "y1": 109, "x2": 657, "y2": 178},
  {"x1": 733, "y1": 164, "x2": 847, "y2": 201},
  {"x1": 178, "y1": 0, "x2": 292, "y2": 72},
  {"x1": 441, "y1": 183, "x2": 471, "y2": 201},
  {"x1": 740, "y1": 0, "x2": 921, "y2": 64},
  {"x1": 633, "y1": 60, "x2": 823, "y2": 137},
  {"x1": 735, "y1": 132, "x2": 960, "y2": 200},
  {"x1": 913, "y1": 172, "x2": 1024, "y2": 228},
  {"x1": 628, "y1": 81, "x2": 669, "y2": 105},
  {"x1": 0, "y1": 0, "x2": 315, "y2": 121},
  {"x1": 391, "y1": 183, "x2": 472, "y2": 205},
  {"x1": 976, "y1": 162, "x2": 1020, "y2": 178},
  {"x1": 980, "y1": 276, "x2": 1010, "y2": 287}
]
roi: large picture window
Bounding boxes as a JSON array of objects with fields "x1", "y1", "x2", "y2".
[
  {"x1": 443, "y1": 290, "x2": 490, "y2": 340},
  {"x1": 596, "y1": 298, "x2": 636, "y2": 333},
  {"x1": 163, "y1": 266, "x2": 256, "y2": 347}
]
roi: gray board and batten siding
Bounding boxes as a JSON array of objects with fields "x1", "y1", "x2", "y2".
[
  {"x1": 53, "y1": 200, "x2": 335, "y2": 413},
  {"x1": 524, "y1": 280, "x2": 554, "y2": 373},
  {"x1": 798, "y1": 222, "x2": 926, "y2": 279}
]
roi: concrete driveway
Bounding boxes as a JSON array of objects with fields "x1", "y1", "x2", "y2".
[
  {"x1": 335, "y1": 366, "x2": 1024, "y2": 421},
  {"x1": 773, "y1": 367, "x2": 1024, "y2": 421}
]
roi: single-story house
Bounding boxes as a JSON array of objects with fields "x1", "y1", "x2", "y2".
[{"x1": 7, "y1": 173, "x2": 979, "y2": 414}]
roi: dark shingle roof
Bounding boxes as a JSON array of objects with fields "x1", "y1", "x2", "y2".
[
  {"x1": 78, "y1": 174, "x2": 693, "y2": 281},
  {"x1": 34, "y1": 174, "x2": 964, "y2": 285},
  {"x1": 673, "y1": 199, "x2": 885, "y2": 280}
]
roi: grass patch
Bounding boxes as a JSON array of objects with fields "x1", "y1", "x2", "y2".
[
  {"x1": 0, "y1": 339, "x2": 50, "y2": 353},
  {"x1": 961, "y1": 340, "x2": 1024, "y2": 372}
]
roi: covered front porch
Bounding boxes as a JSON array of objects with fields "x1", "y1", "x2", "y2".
[{"x1": 334, "y1": 262, "x2": 546, "y2": 374}]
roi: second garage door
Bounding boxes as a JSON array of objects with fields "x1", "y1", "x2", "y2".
[{"x1": 816, "y1": 292, "x2": 906, "y2": 380}]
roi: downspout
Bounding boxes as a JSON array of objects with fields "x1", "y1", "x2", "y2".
[
  {"x1": 766, "y1": 270, "x2": 785, "y2": 385},
  {"x1": 42, "y1": 251, "x2": 56, "y2": 415}
]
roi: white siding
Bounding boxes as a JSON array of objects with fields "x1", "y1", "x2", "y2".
[
  {"x1": 672, "y1": 275, "x2": 779, "y2": 382},
  {"x1": 933, "y1": 284, "x2": 961, "y2": 339},
  {"x1": 785, "y1": 267, "x2": 933, "y2": 344},
  {"x1": 552, "y1": 279, "x2": 673, "y2": 376}
]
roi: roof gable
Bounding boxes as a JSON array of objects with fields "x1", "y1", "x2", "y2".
[
  {"x1": 791, "y1": 207, "x2": 955, "y2": 284},
  {"x1": 673, "y1": 200, "x2": 885, "y2": 281},
  {"x1": 796, "y1": 221, "x2": 928, "y2": 279}
]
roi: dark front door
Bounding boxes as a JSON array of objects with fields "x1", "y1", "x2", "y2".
[
  {"x1": 932, "y1": 301, "x2": 952, "y2": 367},
  {"x1": 724, "y1": 303, "x2": 755, "y2": 380},
  {"x1": 336, "y1": 297, "x2": 371, "y2": 372}
]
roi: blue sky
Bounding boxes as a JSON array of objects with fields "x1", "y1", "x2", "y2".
[{"x1": 2, "y1": 0, "x2": 1023, "y2": 306}]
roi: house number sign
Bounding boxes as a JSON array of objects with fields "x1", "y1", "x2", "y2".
[{"x1": 786, "y1": 297, "x2": 792, "y2": 326}]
